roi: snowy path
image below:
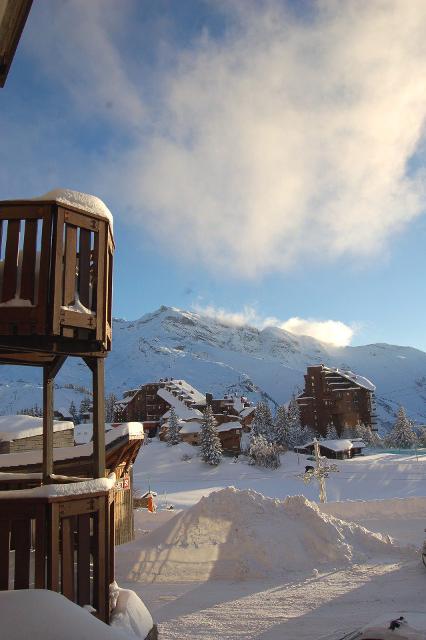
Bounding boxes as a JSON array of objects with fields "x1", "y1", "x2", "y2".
[{"x1": 120, "y1": 562, "x2": 425, "y2": 640}]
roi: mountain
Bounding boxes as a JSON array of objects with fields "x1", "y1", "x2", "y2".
[{"x1": 0, "y1": 305, "x2": 426, "y2": 432}]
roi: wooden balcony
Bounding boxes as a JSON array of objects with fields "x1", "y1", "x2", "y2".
[
  {"x1": 0, "y1": 196, "x2": 114, "y2": 364},
  {"x1": 0, "y1": 483, "x2": 114, "y2": 623}
]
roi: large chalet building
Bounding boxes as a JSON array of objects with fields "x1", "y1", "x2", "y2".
[{"x1": 297, "y1": 364, "x2": 377, "y2": 436}]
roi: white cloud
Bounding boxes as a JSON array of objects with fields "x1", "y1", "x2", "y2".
[
  {"x1": 22, "y1": 1, "x2": 426, "y2": 277},
  {"x1": 193, "y1": 304, "x2": 355, "y2": 347},
  {"x1": 279, "y1": 317, "x2": 354, "y2": 347}
]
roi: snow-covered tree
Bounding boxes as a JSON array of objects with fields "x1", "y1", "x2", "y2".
[
  {"x1": 300, "y1": 424, "x2": 317, "y2": 445},
  {"x1": 249, "y1": 434, "x2": 281, "y2": 469},
  {"x1": 200, "y1": 406, "x2": 222, "y2": 465},
  {"x1": 341, "y1": 424, "x2": 354, "y2": 439},
  {"x1": 358, "y1": 423, "x2": 382, "y2": 447},
  {"x1": 68, "y1": 400, "x2": 78, "y2": 424},
  {"x1": 79, "y1": 396, "x2": 92, "y2": 415},
  {"x1": 251, "y1": 402, "x2": 274, "y2": 442},
  {"x1": 273, "y1": 404, "x2": 289, "y2": 447},
  {"x1": 105, "y1": 393, "x2": 117, "y2": 423},
  {"x1": 385, "y1": 407, "x2": 418, "y2": 449},
  {"x1": 286, "y1": 396, "x2": 305, "y2": 448},
  {"x1": 417, "y1": 427, "x2": 426, "y2": 448},
  {"x1": 167, "y1": 407, "x2": 181, "y2": 446},
  {"x1": 326, "y1": 423, "x2": 339, "y2": 440}
]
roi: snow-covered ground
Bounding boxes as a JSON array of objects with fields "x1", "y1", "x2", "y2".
[{"x1": 112, "y1": 442, "x2": 426, "y2": 639}]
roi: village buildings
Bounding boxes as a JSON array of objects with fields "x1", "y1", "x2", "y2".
[
  {"x1": 115, "y1": 379, "x2": 254, "y2": 452},
  {"x1": 297, "y1": 364, "x2": 377, "y2": 437}
]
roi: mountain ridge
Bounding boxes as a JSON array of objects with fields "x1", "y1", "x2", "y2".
[{"x1": 0, "y1": 305, "x2": 425, "y2": 431}]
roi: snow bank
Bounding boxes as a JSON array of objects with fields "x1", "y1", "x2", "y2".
[
  {"x1": 117, "y1": 488, "x2": 414, "y2": 583},
  {"x1": 32, "y1": 189, "x2": 113, "y2": 229}
]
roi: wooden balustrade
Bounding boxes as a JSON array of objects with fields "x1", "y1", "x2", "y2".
[{"x1": 0, "y1": 488, "x2": 114, "y2": 623}]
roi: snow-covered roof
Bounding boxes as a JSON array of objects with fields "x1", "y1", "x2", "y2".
[
  {"x1": 306, "y1": 439, "x2": 354, "y2": 452},
  {"x1": 161, "y1": 379, "x2": 206, "y2": 406},
  {"x1": 158, "y1": 387, "x2": 204, "y2": 420},
  {"x1": 0, "y1": 415, "x2": 73, "y2": 442},
  {"x1": 32, "y1": 189, "x2": 113, "y2": 230},
  {"x1": 240, "y1": 406, "x2": 255, "y2": 418},
  {"x1": 74, "y1": 421, "x2": 118, "y2": 445},
  {"x1": 0, "y1": 422, "x2": 143, "y2": 469},
  {"x1": 179, "y1": 421, "x2": 241, "y2": 435},
  {"x1": 217, "y1": 421, "x2": 242, "y2": 433},
  {"x1": 327, "y1": 367, "x2": 376, "y2": 392}
]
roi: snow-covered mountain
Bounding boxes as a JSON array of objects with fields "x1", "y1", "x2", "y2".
[{"x1": 0, "y1": 305, "x2": 426, "y2": 431}]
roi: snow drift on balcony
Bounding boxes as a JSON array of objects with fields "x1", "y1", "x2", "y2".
[
  {"x1": 32, "y1": 189, "x2": 113, "y2": 229},
  {"x1": 0, "y1": 415, "x2": 73, "y2": 442},
  {"x1": 117, "y1": 487, "x2": 414, "y2": 583}
]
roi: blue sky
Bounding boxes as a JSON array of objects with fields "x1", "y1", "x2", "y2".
[{"x1": 2, "y1": 0, "x2": 426, "y2": 350}]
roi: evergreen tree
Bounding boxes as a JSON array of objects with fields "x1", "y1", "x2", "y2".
[
  {"x1": 251, "y1": 402, "x2": 274, "y2": 442},
  {"x1": 273, "y1": 404, "x2": 289, "y2": 447},
  {"x1": 417, "y1": 427, "x2": 426, "y2": 448},
  {"x1": 105, "y1": 393, "x2": 118, "y2": 423},
  {"x1": 300, "y1": 424, "x2": 317, "y2": 445},
  {"x1": 79, "y1": 396, "x2": 92, "y2": 414},
  {"x1": 167, "y1": 407, "x2": 181, "y2": 446},
  {"x1": 341, "y1": 424, "x2": 354, "y2": 439},
  {"x1": 358, "y1": 423, "x2": 382, "y2": 447},
  {"x1": 286, "y1": 396, "x2": 304, "y2": 448},
  {"x1": 326, "y1": 423, "x2": 339, "y2": 440},
  {"x1": 249, "y1": 434, "x2": 281, "y2": 469},
  {"x1": 68, "y1": 400, "x2": 78, "y2": 424},
  {"x1": 200, "y1": 406, "x2": 222, "y2": 465},
  {"x1": 385, "y1": 407, "x2": 418, "y2": 449}
]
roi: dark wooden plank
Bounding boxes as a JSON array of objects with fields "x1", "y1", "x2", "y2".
[
  {"x1": 51, "y1": 208, "x2": 65, "y2": 335},
  {"x1": 61, "y1": 516, "x2": 75, "y2": 600},
  {"x1": 13, "y1": 519, "x2": 31, "y2": 589},
  {"x1": 92, "y1": 358, "x2": 105, "y2": 478},
  {"x1": 77, "y1": 514, "x2": 91, "y2": 606},
  {"x1": 34, "y1": 506, "x2": 46, "y2": 588},
  {"x1": 60, "y1": 309, "x2": 95, "y2": 329},
  {"x1": 2, "y1": 219, "x2": 20, "y2": 302},
  {"x1": 61, "y1": 207, "x2": 99, "y2": 232},
  {"x1": 78, "y1": 229, "x2": 91, "y2": 308},
  {"x1": 20, "y1": 218, "x2": 38, "y2": 304},
  {"x1": 47, "y1": 503, "x2": 60, "y2": 591},
  {"x1": 42, "y1": 365, "x2": 54, "y2": 481},
  {"x1": 93, "y1": 499, "x2": 107, "y2": 621},
  {"x1": 0, "y1": 220, "x2": 3, "y2": 260},
  {"x1": 109, "y1": 499, "x2": 115, "y2": 580},
  {"x1": 0, "y1": 520, "x2": 10, "y2": 589},
  {"x1": 94, "y1": 224, "x2": 106, "y2": 342},
  {"x1": 63, "y1": 225, "x2": 77, "y2": 307},
  {"x1": 36, "y1": 211, "x2": 52, "y2": 333}
]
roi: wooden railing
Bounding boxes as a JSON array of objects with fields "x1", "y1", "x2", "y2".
[{"x1": 0, "y1": 489, "x2": 114, "y2": 623}]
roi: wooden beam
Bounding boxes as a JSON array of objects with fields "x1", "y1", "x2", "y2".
[
  {"x1": 42, "y1": 356, "x2": 66, "y2": 482},
  {"x1": 0, "y1": 0, "x2": 33, "y2": 88},
  {"x1": 84, "y1": 357, "x2": 105, "y2": 478}
]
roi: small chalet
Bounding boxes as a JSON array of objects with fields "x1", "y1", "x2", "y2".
[
  {"x1": 296, "y1": 438, "x2": 366, "y2": 460},
  {"x1": 179, "y1": 419, "x2": 242, "y2": 453}
]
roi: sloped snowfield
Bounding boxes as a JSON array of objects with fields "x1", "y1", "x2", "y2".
[{"x1": 115, "y1": 443, "x2": 426, "y2": 639}]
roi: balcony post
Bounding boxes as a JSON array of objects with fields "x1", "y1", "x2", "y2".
[{"x1": 42, "y1": 356, "x2": 66, "y2": 483}]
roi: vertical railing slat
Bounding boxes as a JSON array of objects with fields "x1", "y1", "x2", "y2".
[
  {"x1": 34, "y1": 505, "x2": 46, "y2": 589},
  {"x1": 61, "y1": 516, "x2": 75, "y2": 600}
]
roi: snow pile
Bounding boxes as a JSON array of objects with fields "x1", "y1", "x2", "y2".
[
  {"x1": 321, "y1": 496, "x2": 426, "y2": 521},
  {"x1": 32, "y1": 189, "x2": 113, "y2": 229},
  {"x1": 118, "y1": 488, "x2": 414, "y2": 583},
  {"x1": 110, "y1": 582, "x2": 154, "y2": 639}
]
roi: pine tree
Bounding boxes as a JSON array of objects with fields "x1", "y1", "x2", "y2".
[
  {"x1": 273, "y1": 405, "x2": 289, "y2": 447},
  {"x1": 359, "y1": 423, "x2": 382, "y2": 447},
  {"x1": 385, "y1": 407, "x2": 418, "y2": 449},
  {"x1": 286, "y1": 396, "x2": 304, "y2": 448},
  {"x1": 68, "y1": 401, "x2": 78, "y2": 424},
  {"x1": 251, "y1": 402, "x2": 274, "y2": 442},
  {"x1": 341, "y1": 424, "x2": 354, "y2": 439},
  {"x1": 79, "y1": 396, "x2": 92, "y2": 414},
  {"x1": 105, "y1": 393, "x2": 118, "y2": 423},
  {"x1": 167, "y1": 407, "x2": 181, "y2": 446},
  {"x1": 326, "y1": 423, "x2": 339, "y2": 440},
  {"x1": 200, "y1": 406, "x2": 222, "y2": 465}
]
